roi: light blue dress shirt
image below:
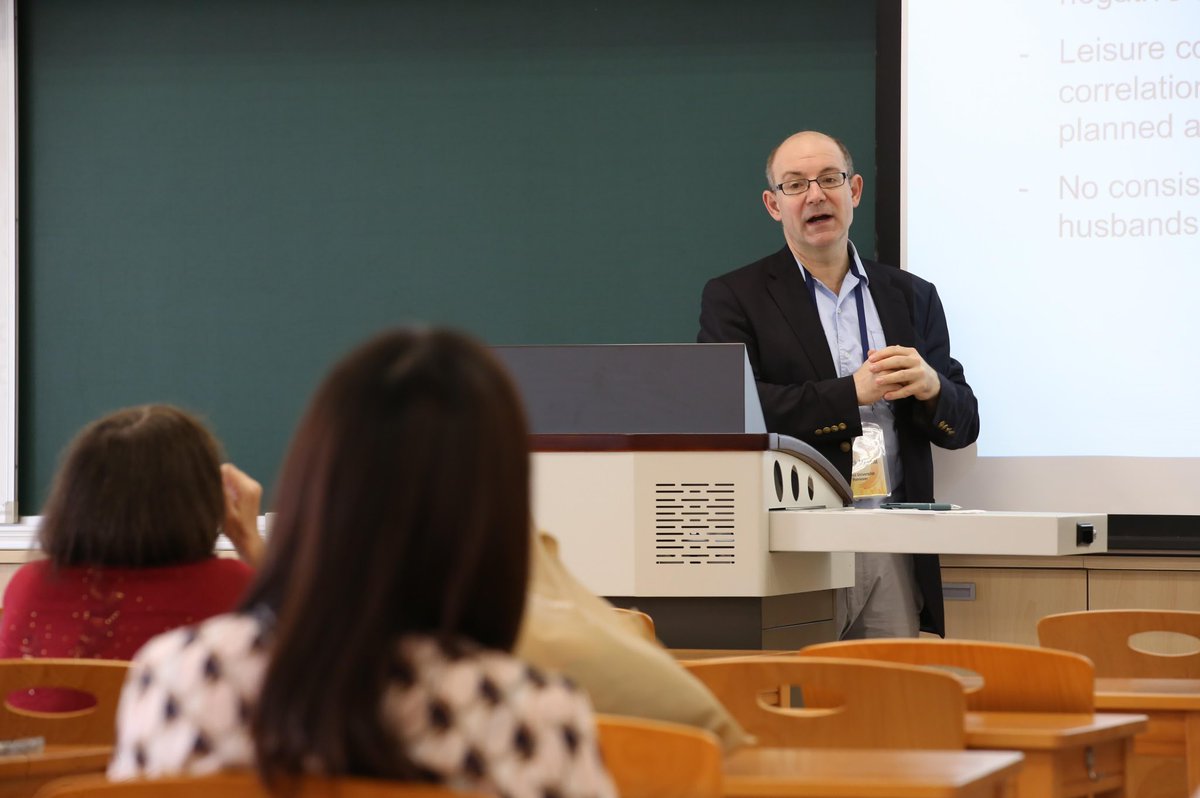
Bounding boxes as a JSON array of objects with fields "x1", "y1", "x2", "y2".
[{"x1": 795, "y1": 243, "x2": 904, "y2": 507}]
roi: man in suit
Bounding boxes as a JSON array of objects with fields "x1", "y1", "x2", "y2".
[{"x1": 697, "y1": 131, "x2": 978, "y2": 638}]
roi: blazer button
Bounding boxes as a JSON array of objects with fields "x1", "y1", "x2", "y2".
[
  {"x1": 822, "y1": 426, "x2": 833, "y2": 434},
  {"x1": 838, "y1": 422, "x2": 847, "y2": 430},
  {"x1": 840, "y1": 441, "x2": 851, "y2": 452},
  {"x1": 814, "y1": 429, "x2": 823, "y2": 436}
]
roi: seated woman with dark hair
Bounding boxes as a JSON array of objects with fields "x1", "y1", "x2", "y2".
[
  {"x1": 109, "y1": 329, "x2": 614, "y2": 798},
  {"x1": 1, "y1": 405, "x2": 263, "y2": 662}
]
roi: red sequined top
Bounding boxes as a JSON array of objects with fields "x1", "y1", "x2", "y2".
[{"x1": 1, "y1": 557, "x2": 254, "y2": 661}]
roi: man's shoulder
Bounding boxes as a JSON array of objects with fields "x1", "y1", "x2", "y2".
[
  {"x1": 863, "y1": 260, "x2": 944, "y2": 311},
  {"x1": 706, "y1": 246, "x2": 793, "y2": 288},
  {"x1": 862, "y1": 258, "x2": 935, "y2": 292}
]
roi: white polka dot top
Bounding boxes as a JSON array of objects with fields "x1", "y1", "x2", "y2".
[{"x1": 109, "y1": 613, "x2": 616, "y2": 798}]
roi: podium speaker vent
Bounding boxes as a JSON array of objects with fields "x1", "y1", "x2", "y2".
[{"x1": 653, "y1": 481, "x2": 736, "y2": 566}]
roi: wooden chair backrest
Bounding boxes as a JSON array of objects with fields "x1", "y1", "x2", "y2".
[
  {"x1": 1, "y1": 658, "x2": 130, "y2": 744},
  {"x1": 595, "y1": 714, "x2": 722, "y2": 798},
  {"x1": 801, "y1": 638, "x2": 1095, "y2": 713},
  {"x1": 610, "y1": 607, "x2": 656, "y2": 642},
  {"x1": 680, "y1": 656, "x2": 966, "y2": 749},
  {"x1": 34, "y1": 774, "x2": 491, "y2": 797},
  {"x1": 1039, "y1": 609, "x2": 1200, "y2": 678}
]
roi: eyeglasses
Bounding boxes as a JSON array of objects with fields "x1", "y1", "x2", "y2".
[{"x1": 774, "y1": 171, "x2": 849, "y2": 196}]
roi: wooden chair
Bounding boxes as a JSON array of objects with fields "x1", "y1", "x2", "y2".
[
  {"x1": 610, "y1": 607, "x2": 656, "y2": 642},
  {"x1": 805, "y1": 638, "x2": 1161, "y2": 798},
  {"x1": 1039, "y1": 609, "x2": 1200, "y2": 678},
  {"x1": 680, "y1": 656, "x2": 967, "y2": 749},
  {"x1": 34, "y1": 773, "x2": 490, "y2": 797},
  {"x1": 801, "y1": 638, "x2": 1095, "y2": 712},
  {"x1": 595, "y1": 714, "x2": 722, "y2": 798},
  {"x1": 1039, "y1": 610, "x2": 1200, "y2": 798},
  {"x1": 1, "y1": 658, "x2": 129, "y2": 744}
]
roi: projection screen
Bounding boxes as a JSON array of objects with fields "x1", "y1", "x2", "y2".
[{"x1": 900, "y1": 0, "x2": 1200, "y2": 520}]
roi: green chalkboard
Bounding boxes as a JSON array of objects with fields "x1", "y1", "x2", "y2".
[{"x1": 18, "y1": 0, "x2": 877, "y2": 510}]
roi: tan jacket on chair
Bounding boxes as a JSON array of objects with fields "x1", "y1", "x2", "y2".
[{"x1": 515, "y1": 532, "x2": 750, "y2": 751}]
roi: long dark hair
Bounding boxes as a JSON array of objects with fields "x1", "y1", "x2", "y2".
[
  {"x1": 242, "y1": 328, "x2": 531, "y2": 782},
  {"x1": 39, "y1": 404, "x2": 224, "y2": 568}
]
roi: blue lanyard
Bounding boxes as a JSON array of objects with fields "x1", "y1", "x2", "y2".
[{"x1": 802, "y1": 263, "x2": 871, "y2": 364}]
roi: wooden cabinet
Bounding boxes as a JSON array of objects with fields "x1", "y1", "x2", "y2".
[
  {"x1": 941, "y1": 563, "x2": 1087, "y2": 645},
  {"x1": 1087, "y1": 557, "x2": 1200, "y2": 611},
  {"x1": 941, "y1": 555, "x2": 1200, "y2": 644}
]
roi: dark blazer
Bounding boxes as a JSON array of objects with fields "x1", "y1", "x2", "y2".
[{"x1": 698, "y1": 245, "x2": 979, "y2": 636}]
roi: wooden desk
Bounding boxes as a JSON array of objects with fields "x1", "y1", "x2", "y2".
[
  {"x1": 671, "y1": 649, "x2": 789, "y2": 661},
  {"x1": 1095, "y1": 677, "x2": 1200, "y2": 798},
  {"x1": 964, "y1": 712, "x2": 1147, "y2": 798},
  {"x1": 677, "y1": 652, "x2": 1146, "y2": 795},
  {"x1": 723, "y1": 748, "x2": 1024, "y2": 798},
  {"x1": 0, "y1": 744, "x2": 111, "y2": 798}
]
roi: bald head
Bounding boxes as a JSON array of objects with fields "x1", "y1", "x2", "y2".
[{"x1": 764, "y1": 131, "x2": 855, "y2": 188}]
